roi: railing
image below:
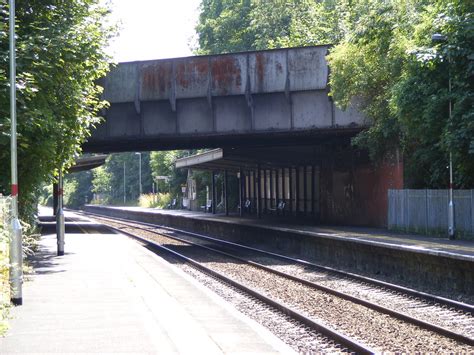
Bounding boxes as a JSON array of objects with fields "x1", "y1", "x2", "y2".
[{"x1": 388, "y1": 189, "x2": 474, "y2": 238}]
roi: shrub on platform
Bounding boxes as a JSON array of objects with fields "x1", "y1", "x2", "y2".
[
  {"x1": 0, "y1": 198, "x2": 10, "y2": 335},
  {"x1": 139, "y1": 193, "x2": 173, "y2": 209}
]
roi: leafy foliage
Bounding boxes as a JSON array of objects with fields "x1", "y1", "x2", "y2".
[
  {"x1": 150, "y1": 150, "x2": 188, "y2": 197},
  {"x1": 196, "y1": 0, "x2": 254, "y2": 54},
  {"x1": 0, "y1": 1, "x2": 114, "y2": 222},
  {"x1": 86, "y1": 152, "x2": 154, "y2": 205},
  {"x1": 0, "y1": 198, "x2": 10, "y2": 334},
  {"x1": 63, "y1": 170, "x2": 93, "y2": 208},
  {"x1": 196, "y1": 0, "x2": 474, "y2": 188},
  {"x1": 327, "y1": 0, "x2": 474, "y2": 187}
]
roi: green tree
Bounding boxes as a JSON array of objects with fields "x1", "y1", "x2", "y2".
[
  {"x1": 150, "y1": 150, "x2": 188, "y2": 198},
  {"x1": 63, "y1": 170, "x2": 94, "y2": 209},
  {"x1": 196, "y1": 0, "x2": 354, "y2": 54},
  {"x1": 91, "y1": 166, "x2": 112, "y2": 203},
  {"x1": 327, "y1": 0, "x2": 474, "y2": 187},
  {"x1": 0, "y1": 0, "x2": 114, "y2": 222},
  {"x1": 86, "y1": 152, "x2": 154, "y2": 204},
  {"x1": 196, "y1": 0, "x2": 254, "y2": 54}
]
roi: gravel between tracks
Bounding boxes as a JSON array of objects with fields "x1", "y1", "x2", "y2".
[
  {"x1": 180, "y1": 262, "x2": 350, "y2": 353},
  {"x1": 250, "y1": 255, "x2": 474, "y2": 339},
  {"x1": 94, "y1": 217, "x2": 474, "y2": 353}
]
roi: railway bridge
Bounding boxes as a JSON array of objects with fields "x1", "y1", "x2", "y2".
[
  {"x1": 84, "y1": 45, "x2": 364, "y2": 152},
  {"x1": 83, "y1": 45, "x2": 403, "y2": 226}
]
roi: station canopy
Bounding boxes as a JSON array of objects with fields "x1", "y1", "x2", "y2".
[
  {"x1": 69, "y1": 155, "x2": 108, "y2": 173},
  {"x1": 175, "y1": 145, "x2": 345, "y2": 172}
]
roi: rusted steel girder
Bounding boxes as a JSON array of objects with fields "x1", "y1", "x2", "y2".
[{"x1": 85, "y1": 45, "x2": 366, "y2": 153}]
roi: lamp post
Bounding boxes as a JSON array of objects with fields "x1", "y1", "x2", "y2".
[
  {"x1": 56, "y1": 169, "x2": 65, "y2": 256},
  {"x1": 9, "y1": 0, "x2": 23, "y2": 305},
  {"x1": 135, "y1": 152, "x2": 142, "y2": 197},
  {"x1": 123, "y1": 161, "x2": 126, "y2": 204},
  {"x1": 432, "y1": 33, "x2": 455, "y2": 240}
]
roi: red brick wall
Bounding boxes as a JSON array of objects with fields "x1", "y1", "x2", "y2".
[{"x1": 320, "y1": 150, "x2": 403, "y2": 227}]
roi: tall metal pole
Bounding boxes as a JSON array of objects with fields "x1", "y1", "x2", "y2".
[
  {"x1": 432, "y1": 33, "x2": 455, "y2": 239},
  {"x1": 135, "y1": 153, "x2": 142, "y2": 196},
  {"x1": 56, "y1": 169, "x2": 65, "y2": 256},
  {"x1": 9, "y1": 0, "x2": 23, "y2": 306},
  {"x1": 447, "y1": 54, "x2": 455, "y2": 239},
  {"x1": 123, "y1": 161, "x2": 126, "y2": 204}
]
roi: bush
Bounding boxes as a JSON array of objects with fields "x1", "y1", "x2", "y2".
[
  {"x1": 138, "y1": 193, "x2": 173, "y2": 209},
  {"x1": 0, "y1": 198, "x2": 10, "y2": 335}
]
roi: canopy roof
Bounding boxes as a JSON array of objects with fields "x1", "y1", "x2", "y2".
[{"x1": 69, "y1": 155, "x2": 108, "y2": 173}]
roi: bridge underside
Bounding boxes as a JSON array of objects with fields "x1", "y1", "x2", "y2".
[
  {"x1": 83, "y1": 126, "x2": 362, "y2": 153},
  {"x1": 82, "y1": 46, "x2": 402, "y2": 227},
  {"x1": 84, "y1": 46, "x2": 365, "y2": 153}
]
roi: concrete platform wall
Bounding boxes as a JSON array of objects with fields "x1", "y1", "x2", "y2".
[{"x1": 85, "y1": 205, "x2": 473, "y2": 296}]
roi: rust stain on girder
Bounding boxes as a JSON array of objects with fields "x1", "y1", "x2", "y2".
[
  {"x1": 141, "y1": 61, "x2": 172, "y2": 97},
  {"x1": 176, "y1": 57, "x2": 209, "y2": 89},
  {"x1": 276, "y1": 61, "x2": 283, "y2": 73},
  {"x1": 254, "y1": 52, "x2": 285, "y2": 93},
  {"x1": 255, "y1": 53, "x2": 265, "y2": 93},
  {"x1": 211, "y1": 56, "x2": 242, "y2": 95}
]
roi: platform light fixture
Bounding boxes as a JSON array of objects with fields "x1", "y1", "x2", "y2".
[
  {"x1": 123, "y1": 161, "x2": 126, "y2": 204},
  {"x1": 432, "y1": 32, "x2": 455, "y2": 240}
]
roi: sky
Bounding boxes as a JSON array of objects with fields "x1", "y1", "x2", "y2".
[{"x1": 106, "y1": 0, "x2": 201, "y2": 62}]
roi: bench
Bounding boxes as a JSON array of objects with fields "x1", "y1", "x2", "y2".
[
  {"x1": 201, "y1": 199, "x2": 212, "y2": 212},
  {"x1": 167, "y1": 198, "x2": 177, "y2": 209},
  {"x1": 268, "y1": 200, "x2": 286, "y2": 212}
]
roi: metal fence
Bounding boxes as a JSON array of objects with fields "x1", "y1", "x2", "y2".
[
  {"x1": 388, "y1": 189, "x2": 474, "y2": 237},
  {"x1": 0, "y1": 196, "x2": 11, "y2": 308}
]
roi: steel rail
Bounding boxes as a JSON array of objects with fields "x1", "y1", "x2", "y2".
[
  {"x1": 91, "y1": 213, "x2": 474, "y2": 347},
  {"x1": 103, "y1": 221, "x2": 376, "y2": 354},
  {"x1": 81, "y1": 210, "x2": 474, "y2": 314}
]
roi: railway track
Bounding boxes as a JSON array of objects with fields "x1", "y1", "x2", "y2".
[{"x1": 82, "y1": 211, "x2": 474, "y2": 353}]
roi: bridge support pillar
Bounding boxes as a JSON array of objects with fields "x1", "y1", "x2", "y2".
[
  {"x1": 256, "y1": 165, "x2": 261, "y2": 219},
  {"x1": 224, "y1": 170, "x2": 228, "y2": 216},
  {"x1": 211, "y1": 171, "x2": 216, "y2": 214},
  {"x1": 239, "y1": 168, "x2": 243, "y2": 217},
  {"x1": 289, "y1": 167, "x2": 293, "y2": 215}
]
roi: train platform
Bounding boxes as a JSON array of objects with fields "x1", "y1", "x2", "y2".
[
  {"x1": 84, "y1": 205, "x2": 474, "y2": 298},
  {"x1": 0, "y1": 209, "x2": 294, "y2": 354},
  {"x1": 85, "y1": 205, "x2": 474, "y2": 260}
]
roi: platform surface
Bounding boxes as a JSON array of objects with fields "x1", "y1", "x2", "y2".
[
  {"x1": 0, "y1": 209, "x2": 293, "y2": 354},
  {"x1": 90, "y1": 205, "x2": 474, "y2": 261}
]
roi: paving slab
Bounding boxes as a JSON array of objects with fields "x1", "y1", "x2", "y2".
[{"x1": 0, "y1": 210, "x2": 294, "y2": 354}]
